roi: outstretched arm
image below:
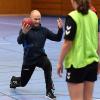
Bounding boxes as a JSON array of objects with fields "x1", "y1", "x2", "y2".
[
  {"x1": 57, "y1": 15, "x2": 77, "y2": 77},
  {"x1": 46, "y1": 18, "x2": 63, "y2": 41}
]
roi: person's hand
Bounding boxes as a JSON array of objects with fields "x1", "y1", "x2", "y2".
[
  {"x1": 21, "y1": 23, "x2": 31, "y2": 34},
  {"x1": 98, "y1": 62, "x2": 100, "y2": 74},
  {"x1": 57, "y1": 18, "x2": 63, "y2": 29},
  {"x1": 57, "y1": 63, "x2": 63, "y2": 77}
]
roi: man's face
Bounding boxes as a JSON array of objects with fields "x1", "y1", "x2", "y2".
[{"x1": 30, "y1": 13, "x2": 41, "y2": 27}]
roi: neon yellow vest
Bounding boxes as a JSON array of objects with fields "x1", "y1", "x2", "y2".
[{"x1": 64, "y1": 10, "x2": 99, "y2": 69}]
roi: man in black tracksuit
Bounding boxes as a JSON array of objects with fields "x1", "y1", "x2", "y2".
[{"x1": 10, "y1": 10, "x2": 63, "y2": 100}]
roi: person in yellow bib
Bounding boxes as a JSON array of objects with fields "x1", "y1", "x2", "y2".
[
  {"x1": 89, "y1": 0, "x2": 100, "y2": 74},
  {"x1": 98, "y1": 19, "x2": 100, "y2": 74},
  {"x1": 57, "y1": 0, "x2": 99, "y2": 100}
]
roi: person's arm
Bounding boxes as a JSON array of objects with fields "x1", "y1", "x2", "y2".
[
  {"x1": 98, "y1": 19, "x2": 100, "y2": 54},
  {"x1": 97, "y1": 18, "x2": 100, "y2": 74},
  {"x1": 57, "y1": 40, "x2": 72, "y2": 77},
  {"x1": 98, "y1": 33, "x2": 100, "y2": 74},
  {"x1": 17, "y1": 23, "x2": 31, "y2": 44},
  {"x1": 46, "y1": 18, "x2": 63, "y2": 42},
  {"x1": 98, "y1": 32, "x2": 100, "y2": 58},
  {"x1": 57, "y1": 15, "x2": 77, "y2": 77},
  {"x1": 98, "y1": 19, "x2": 100, "y2": 74},
  {"x1": 17, "y1": 29, "x2": 27, "y2": 44}
]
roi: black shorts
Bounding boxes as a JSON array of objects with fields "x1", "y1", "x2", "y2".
[{"x1": 66, "y1": 62, "x2": 98, "y2": 83}]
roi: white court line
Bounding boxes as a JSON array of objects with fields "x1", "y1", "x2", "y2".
[
  {"x1": 0, "y1": 42, "x2": 11, "y2": 44},
  {"x1": 0, "y1": 21, "x2": 20, "y2": 26}
]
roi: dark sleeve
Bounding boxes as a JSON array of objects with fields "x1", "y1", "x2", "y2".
[
  {"x1": 17, "y1": 29, "x2": 27, "y2": 44},
  {"x1": 46, "y1": 28, "x2": 63, "y2": 42},
  {"x1": 64, "y1": 15, "x2": 77, "y2": 41}
]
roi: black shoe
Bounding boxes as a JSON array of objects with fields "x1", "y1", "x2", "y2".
[
  {"x1": 10, "y1": 76, "x2": 20, "y2": 89},
  {"x1": 46, "y1": 89, "x2": 56, "y2": 100}
]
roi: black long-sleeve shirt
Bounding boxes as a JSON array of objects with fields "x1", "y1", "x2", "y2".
[{"x1": 17, "y1": 25, "x2": 63, "y2": 65}]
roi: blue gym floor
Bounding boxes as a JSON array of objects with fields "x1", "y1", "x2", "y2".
[{"x1": 0, "y1": 16, "x2": 100, "y2": 100}]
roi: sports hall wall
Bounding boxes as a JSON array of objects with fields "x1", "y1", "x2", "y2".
[
  {"x1": 31, "y1": 0, "x2": 72, "y2": 16},
  {"x1": 0, "y1": 0, "x2": 99, "y2": 17},
  {"x1": 0, "y1": 0, "x2": 31, "y2": 15},
  {"x1": 31, "y1": 0, "x2": 100, "y2": 17},
  {"x1": 92, "y1": 0, "x2": 100, "y2": 17}
]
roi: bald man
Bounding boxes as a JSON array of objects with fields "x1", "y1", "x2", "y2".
[{"x1": 10, "y1": 10, "x2": 63, "y2": 99}]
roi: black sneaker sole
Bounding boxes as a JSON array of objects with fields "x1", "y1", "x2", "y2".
[
  {"x1": 10, "y1": 83, "x2": 16, "y2": 89},
  {"x1": 10, "y1": 76, "x2": 16, "y2": 89},
  {"x1": 45, "y1": 96, "x2": 56, "y2": 100}
]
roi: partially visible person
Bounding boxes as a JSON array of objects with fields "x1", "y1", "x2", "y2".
[
  {"x1": 10, "y1": 10, "x2": 63, "y2": 100},
  {"x1": 89, "y1": 2, "x2": 97, "y2": 14},
  {"x1": 89, "y1": 1, "x2": 100, "y2": 74},
  {"x1": 57, "y1": 0, "x2": 99, "y2": 100},
  {"x1": 98, "y1": 18, "x2": 100, "y2": 74}
]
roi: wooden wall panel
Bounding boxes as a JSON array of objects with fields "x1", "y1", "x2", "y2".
[
  {"x1": 92, "y1": 0, "x2": 100, "y2": 17},
  {"x1": 61, "y1": 0, "x2": 72, "y2": 16},
  {"x1": 32, "y1": 0, "x2": 100, "y2": 17},
  {"x1": 0, "y1": 0, "x2": 31, "y2": 14},
  {"x1": 0, "y1": 0, "x2": 99, "y2": 16},
  {"x1": 31, "y1": 0, "x2": 73, "y2": 16},
  {"x1": 32, "y1": 0, "x2": 62, "y2": 16},
  {"x1": 63, "y1": 0, "x2": 100, "y2": 17}
]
